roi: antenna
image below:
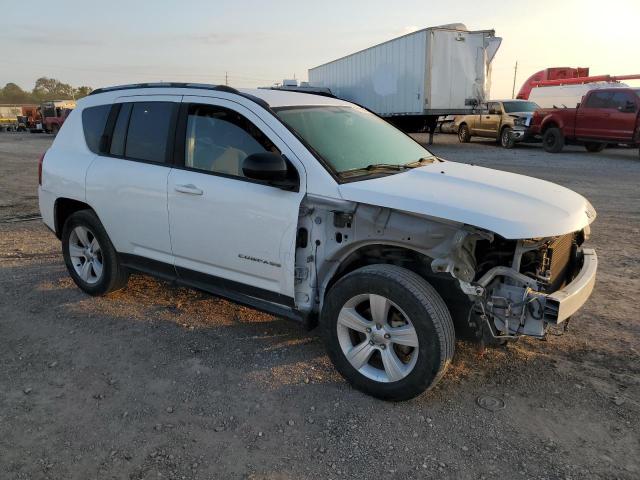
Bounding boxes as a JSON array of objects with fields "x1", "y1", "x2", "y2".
[
  {"x1": 225, "y1": 72, "x2": 228, "y2": 86},
  {"x1": 511, "y1": 61, "x2": 518, "y2": 99}
]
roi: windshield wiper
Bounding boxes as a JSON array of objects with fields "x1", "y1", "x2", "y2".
[
  {"x1": 404, "y1": 156, "x2": 437, "y2": 167},
  {"x1": 364, "y1": 163, "x2": 409, "y2": 171},
  {"x1": 339, "y1": 163, "x2": 410, "y2": 176}
]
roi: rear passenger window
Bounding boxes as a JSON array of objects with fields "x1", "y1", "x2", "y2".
[
  {"x1": 82, "y1": 105, "x2": 111, "y2": 153},
  {"x1": 610, "y1": 92, "x2": 636, "y2": 109},
  {"x1": 122, "y1": 102, "x2": 176, "y2": 163}
]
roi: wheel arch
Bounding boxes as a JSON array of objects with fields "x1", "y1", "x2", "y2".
[
  {"x1": 54, "y1": 197, "x2": 94, "y2": 239},
  {"x1": 319, "y1": 242, "x2": 474, "y2": 338},
  {"x1": 541, "y1": 117, "x2": 562, "y2": 133}
]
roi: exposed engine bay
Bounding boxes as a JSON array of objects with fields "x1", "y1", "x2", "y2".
[{"x1": 471, "y1": 231, "x2": 587, "y2": 337}]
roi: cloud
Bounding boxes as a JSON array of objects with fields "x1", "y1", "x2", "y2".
[
  {"x1": 182, "y1": 31, "x2": 277, "y2": 46},
  {"x1": 0, "y1": 25, "x2": 101, "y2": 47}
]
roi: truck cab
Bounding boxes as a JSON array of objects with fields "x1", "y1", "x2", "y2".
[
  {"x1": 37, "y1": 100, "x2": 76, "y2": 134},
  {"x1": 530, "y1": 87, "x2": 640, "y2": 153},
  {"x1": 457, "y1": 100, "x2": 539, "y2": 148}
]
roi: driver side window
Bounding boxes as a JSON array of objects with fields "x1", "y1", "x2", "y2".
[{"x1": 185, "y1": 105, "x2": 280, "y2": 177}]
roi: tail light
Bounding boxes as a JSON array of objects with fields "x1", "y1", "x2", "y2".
[{"x1": 38, "y1": 151, "x2": 46, "y2": 186}]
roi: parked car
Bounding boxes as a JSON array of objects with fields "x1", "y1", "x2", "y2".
[
  {"x1": 38, "y1": 83, "x2": 597, "y2": 400},
  {"x1": 457, "y1": 100, "x2": 540, "y2": 148},
  {"x1": 530, "y1": 87, "x2": 640, "y2": 154}
]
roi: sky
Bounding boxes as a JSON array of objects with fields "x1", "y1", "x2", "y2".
[{"x1": 2, "y1": 0, "x2": 639, "y2": 99}]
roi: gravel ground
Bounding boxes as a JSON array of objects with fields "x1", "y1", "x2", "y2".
[{"x1": 0, "y1": 131, "x2": 638, "y2": 480}]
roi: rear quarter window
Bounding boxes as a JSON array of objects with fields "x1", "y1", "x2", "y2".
[
  {"x1": 124, "y1": 102, "x2": 176, "y2": 163},
  {"x1": 81, "y1": 105, "x2": 111, "y2": 153}
]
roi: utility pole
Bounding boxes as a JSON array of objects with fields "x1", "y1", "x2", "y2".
[
  {"x1": 225, "y1": 72, "x2": 228, "y2": 86},
  {"x1": 511, "y1": 61, "x2": 518, "y2": 99}
]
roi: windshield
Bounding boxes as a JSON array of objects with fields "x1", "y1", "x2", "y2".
[
  {"x1": 275, "y1": 105, "x2": 434, "y2": 176},
  {"x1": 502, "y1": 101, "x2": 539, "y2": 113}
]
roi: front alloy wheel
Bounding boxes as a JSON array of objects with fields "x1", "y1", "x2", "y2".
[
  {"x1": 337, "y1": 293, "x2": 419, "y2": 383},
  {"x1": 322, "y1": 264, "x2": 455, "y2": 401},
  {"x1": 500, "y1": 127, "x2": 515, "y2": 149}
]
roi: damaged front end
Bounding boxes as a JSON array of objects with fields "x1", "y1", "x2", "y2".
[
  {"x1": 299, "y1": 195, "x2": 596, "y2": 341},
  {"x1": 458, "y1": 230, "x2": 597, "y2": 338}
]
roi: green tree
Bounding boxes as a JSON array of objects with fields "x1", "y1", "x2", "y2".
[
  {"x1": 32, "y1": 77, "x2": 75, "y2": 100},
  {"x1": 0, "y1": 83, "x2": 34, "y2": 103},
  {"x1": 73, "y1": 86, "x2": 93, "y2": 99}
]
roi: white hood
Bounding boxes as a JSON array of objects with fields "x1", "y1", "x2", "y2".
[{"x1": 338, "y1": 161, "x2": 596, "y2": 239}]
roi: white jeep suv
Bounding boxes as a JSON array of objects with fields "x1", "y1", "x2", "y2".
[{"x1": 38, "y1": 83, "x2": 598, "y2": 400}]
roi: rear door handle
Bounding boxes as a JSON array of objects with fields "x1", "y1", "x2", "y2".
[{"x1": 174, "y1": 184, "x2": 203, "y2": 195}]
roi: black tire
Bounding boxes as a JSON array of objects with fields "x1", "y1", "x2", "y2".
[
  {"x1": 542, "y1": 127, "x2": 564, "y2": 153},
  {"x1": 500, "y1": 127, "x2": 515, "y2": 149},
  {"x1": 585, "y1": 142, "x2": 606, "y2": 153},
  {"x1": 61, "y1": 209, "x2": 129, "y2": 296},
  {"x1": 321, "y1": 264, "x2": 455, "y2": 401},
  {"x1": 51, "y1": 124, "x2": 60, "y2": 135},
  {"x1": 458, "y1": 124, "x2": 471, "y2": 143}
]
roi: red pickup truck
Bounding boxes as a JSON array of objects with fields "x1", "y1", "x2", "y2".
[{"x1": 530, "y1": 87, "x2": 640, "y2": 154}]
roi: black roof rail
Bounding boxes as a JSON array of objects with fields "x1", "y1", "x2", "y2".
[
  {"x1": 89, "y1": 82, "x2": 241, "y2": 96},
  {"x1": 262, "y1": 86, "x2": 337, "y2": 99},
  {"x1": 88, "y1": 82, "x2": 271, "y2": 110}
]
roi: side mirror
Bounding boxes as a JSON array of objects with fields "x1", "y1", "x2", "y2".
[{"x1": 242, "y1": 152, "x2": 299, "y2": 191}]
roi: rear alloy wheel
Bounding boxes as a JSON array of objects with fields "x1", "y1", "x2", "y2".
[
  {"x1": 458, "y1": 124, "x2": 471, "y2": 143},
  {"x1": 542, "y1": 127, "x2": 564, "y2": 153},
  {"x1": 68, "y1": 225, "x2": 104, "y2": 285},
  {"x1": 500, "y1": 127, "x2": 515, "y2": 149},
  {"x1": 585, "y1": 142, "x2": 606, "y2": 153},
  {"x1": 62, "y1": 210, "x2": 129, "y2": 296},
  {"x1": 322, "y1": 264, "x2": 455, "y2": 401}
]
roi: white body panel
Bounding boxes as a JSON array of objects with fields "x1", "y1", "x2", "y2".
[
  {"x1": 167, "y1": 96, "x2": 306, "y2": 297},
  {"x1": 308, "y1": 26, "x2": 500, "y2": 115},
  {"x1": 39, "y1": 108, "x2": 92, "y2": 209},
  {"x1": 338, "y1": 161, "x2": 596, "y2": 239},
  {"x1": 85, "y1": 95, "x2": 181, "y2": 264},
  {"x1": 528, "y1": 82, "x2": 628, "y2": 109},
  {"x1": 86, "y1": 157, "x2": 174, "y2": 263}
]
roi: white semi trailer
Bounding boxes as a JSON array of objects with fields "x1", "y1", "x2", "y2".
[{"x1": 306, "y1": 23, "x2": 501, "y2": 134}]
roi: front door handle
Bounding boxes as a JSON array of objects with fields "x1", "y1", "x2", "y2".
[{"x1": 174, "y1": 184, "x2": 203, "y2": 195}]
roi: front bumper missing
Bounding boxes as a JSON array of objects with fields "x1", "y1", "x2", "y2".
[
  {"x1": 469, "y1": 248, "x2": 597, "y2": 337},
  {"x1": 542, "y1": 248, "x2": 597, "y2": 324}
]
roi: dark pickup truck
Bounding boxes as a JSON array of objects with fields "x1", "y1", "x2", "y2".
[{"x1": 530, "y1": 87, "x2": 640, "y2": 154}]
